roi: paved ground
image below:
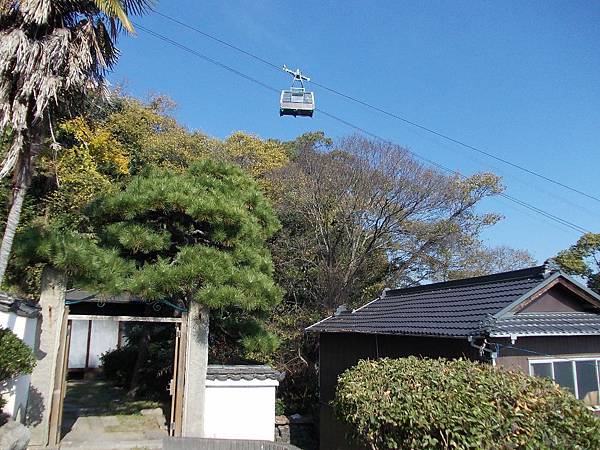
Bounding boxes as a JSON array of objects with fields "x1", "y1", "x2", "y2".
[{"x1": 59, "y1": 379, "x2": 168, "y2": 449}]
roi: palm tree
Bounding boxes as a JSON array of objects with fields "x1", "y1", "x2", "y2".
[{"x1": 0, "y1": 0, "x2": 152, "y2": 283}]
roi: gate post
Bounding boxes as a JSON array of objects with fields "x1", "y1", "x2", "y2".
[
  {"x1": 25, "y1": 267, "x2": 67, "y2": 447},
  {"x1": 181, "y1": 301, "x2": 209, "y2": 437}
]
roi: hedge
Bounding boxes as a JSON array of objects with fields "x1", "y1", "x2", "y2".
[
  {"x1": 333, "y1": 357, "x2": 600, "y2": 449},
  {"x1": 0, "y1": 326, "x2": 35, "y2": 410}
]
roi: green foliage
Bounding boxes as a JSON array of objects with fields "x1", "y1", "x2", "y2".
[
  {"x1": 4, "y1": 92, "x2": 537, "y2": 417},
  {"x1": 104, "y1": 95, "x2": 215, "y2": 173},
  {"x1": 13, "y1": 226, "x2": 132, "y2": 293},
  {"x1": 100, "y1": 324, "x2": 175, "y2": 400},
  {"x1": 275, "y1": 398, "x2": 285, "y2": 416},
  {"x1": 18, "y1": 159, "x2": 282, "y2": 352},
  {"x1": 0, "y1": 326, "x2": 35, "y2": 409},
  {"x1": 100, "y1": 347, "x2": 136, "y2": 388},
  {"x1": 334, "y1": 357, "x2": 600, "y2": 450},
  {"x1": 0, "y1": 327, "x2": 35, "y2": 383},
  {"x1": 555, "y1": 233, "x2": 600, "y2": 293}
]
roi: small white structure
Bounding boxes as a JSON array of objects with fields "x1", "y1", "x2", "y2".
[
  {"x1": 0, "y1": 293, "x2": 40, "y2": 422},
  {"x1": 204, "y1": 365, "x2": 283, "y2": 441}
]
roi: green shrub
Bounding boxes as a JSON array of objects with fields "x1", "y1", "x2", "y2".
[
  {"x1": 100, "y1": 346, "x2": 137, "y2": 388},
  {"x1": 100, "y1": 323, "x2": 174, "y2": 400},
  {"x1": 275, "y1": 398, "x2": 285, "y2": 416},
  {"x1": 0, "y1": 326, "x2": 35, "y2": 409},
  {"x1": 333, "y1": 357, "x2": 600, "y2": 450}
]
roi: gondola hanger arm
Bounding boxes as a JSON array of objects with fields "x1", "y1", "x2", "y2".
[{"x1": 283, "y1": 65, "x2": 311, "y2": 82}]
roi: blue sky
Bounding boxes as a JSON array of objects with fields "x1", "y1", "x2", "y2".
[{"x1": 110, "y1": 0, "x2": 599, "y2": 263}]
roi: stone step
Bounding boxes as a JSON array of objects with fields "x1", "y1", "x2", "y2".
[{"x1": 58, "y1": 438, "x2": 163, "y2": 449}]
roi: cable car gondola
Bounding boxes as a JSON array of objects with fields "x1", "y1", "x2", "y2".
[{"x1": 280, "y1": 66, "x2": 315, "y2": 117}]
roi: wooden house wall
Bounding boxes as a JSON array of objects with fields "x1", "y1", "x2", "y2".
[
  {"x1": 318, "y1": 332, "x2": 479, "y2": 450},
  {"x1": 494, "y1": 335, "x2": 600, "y2": 373},
  {"x1": 519, "y1": 284, "x2": 592, "y2": 313}
]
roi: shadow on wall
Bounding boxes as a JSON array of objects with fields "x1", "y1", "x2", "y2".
[{"x1": 24, "y1": 386, "x2": 43, "y2": 427}]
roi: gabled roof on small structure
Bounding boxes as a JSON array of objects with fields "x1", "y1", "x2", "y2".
[{"x1": 306, "y1": 265, "x2": 600, "y2": 338}]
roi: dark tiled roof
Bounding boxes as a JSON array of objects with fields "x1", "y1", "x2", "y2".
[
  {"x1": 206, "y1": 365, "x2": 284, "y2": 382},
  {"x1": 0, "y1": 291, "x2": 40, "y2": 318},
  {"x1": 307, "y1": 265, "x2": 600, "y2": 338},
  {"x1": 489, "y1": 312, "x2": 600, "y2": 337}
]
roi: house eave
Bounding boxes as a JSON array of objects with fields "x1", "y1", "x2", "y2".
[
  {"x1": 307, "y1": 327, "x2": 482, "y2": 339},
  {"x1": 489, "y1": 331, "x2": 600, "y2": 339}
]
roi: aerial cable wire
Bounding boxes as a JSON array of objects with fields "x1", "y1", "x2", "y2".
[
  {"x1": 151, "y1": 10, "x2": 600, "y2": 205},
  {"x1": 132, "y1": 23, "x2": 591, "y2": 235},
  {"x1": 315, "y1": 109, "x2": 590, "y2": 234}
]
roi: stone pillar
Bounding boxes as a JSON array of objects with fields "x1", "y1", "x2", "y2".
[
  {"x1": 181, "y1": 302, "x2": 209, "y2": 437},
  {"x1": 25, "y1": 267, "x2": 66, "y2": 447}
]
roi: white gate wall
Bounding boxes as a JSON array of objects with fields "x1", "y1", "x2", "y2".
[{"x1": 204, "y1": 378, "x2": 278, "y2": 441}]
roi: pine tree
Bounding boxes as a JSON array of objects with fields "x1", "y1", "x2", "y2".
[{"x1": 17, "y1": 159, "x2": 282, "y2": 348}]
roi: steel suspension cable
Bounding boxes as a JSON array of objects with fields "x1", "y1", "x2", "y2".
[
  {"x1": 133, "y1": 23, "x2": 591, "y2": 235},
  {"x1": 151, "y1": 10, "x2": 600, "y2": 205}
]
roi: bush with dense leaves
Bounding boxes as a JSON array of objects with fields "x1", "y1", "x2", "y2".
[
  {"x1": 0, "y1": 326, "x2": 35, "y2": 409},
  {"x1": 100, "y1": 323, "x2": 174, "y2": 400},
  {"x1": 333, "y1": 357, "x2": 600, "y2": 449}
]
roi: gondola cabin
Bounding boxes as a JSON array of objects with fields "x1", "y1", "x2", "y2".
[
  {"x1": 280, "y1": 66, "x2": 315, "y2": 117},
  {"x1": 280, "y1": 87, "x2": 315, "y2": 117}
]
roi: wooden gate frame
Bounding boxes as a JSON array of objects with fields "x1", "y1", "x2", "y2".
[{"x1": 47, "y1": 312, "x2": 189, "y2": 445}]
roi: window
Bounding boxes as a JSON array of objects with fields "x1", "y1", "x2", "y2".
[{"x1": 530, "y1": 358, "x2": 600, "y2": 408}]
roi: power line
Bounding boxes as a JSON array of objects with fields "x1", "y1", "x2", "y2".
[
  {"x1": 152, "y1": 10, "x2": 281, "y2": 72},
  {"x1": 132, "y1": 23, "x2": 590, "y2": 235},
  {"x1": 315, "y1": 110, "x2": 591, "y2": 235},
  {"x1": 152, "y1": 10, "x2": 600, "y2": 205}
]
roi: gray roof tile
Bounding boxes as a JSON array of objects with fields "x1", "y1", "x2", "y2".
[
  {"x1": 489, "y1": 313, "x2": 600, "y2": 336},
  {"x1": 206, "y1": 365, "x2": 284, "y2": 382},
  {"x1": 307, "y1": 266, "x2": 600, "y2": 337},
  {"x1": 0, "y1": 291, "x2": 40, "y2": 318}
]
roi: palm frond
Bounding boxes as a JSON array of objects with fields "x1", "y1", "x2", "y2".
[
  {"x1": 92, "y1": 0, "x2": 133, "y2": 33},
  {"x1": 0, "y1": 0, "x2": 150, "y2": 179}
]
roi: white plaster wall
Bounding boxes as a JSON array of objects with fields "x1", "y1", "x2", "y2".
[
  {"x1": 67, "y1": 319, "x2": 119, "y2": 369},
  {"x1": 204, "y1": 379, "x2": 278, "y2": 441},
  {"x1": 68, "y1": 320, "x2": 89, "y2": 369},
  {"x1": 88, "y1": 320, "x2": 118, "y2": 368},
  {"x1": 0, "y1": 310, "x2": 37, "y2": 421}
]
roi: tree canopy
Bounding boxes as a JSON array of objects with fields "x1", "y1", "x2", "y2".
[
  {"x1": 269, "y1": 134, "x2": 534, "y2": 310},
  {"x1": 0, "y1": 0, "x2": 151, "y2": 284},
  {"x1": 3, "y1": 93, "x2": 536, "y2": 413},
  {"x1": 555, "y1": 232, "x2": 600, "y2": 293},
  {"x1": 17, "y1": 160, "x2": 282, "y2": 351}
]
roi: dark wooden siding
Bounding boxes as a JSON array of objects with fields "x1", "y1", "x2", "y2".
[
  {"x1": 519, "y1": 284, "x2": 590, "y2": 313},
  {"x1": 494, "y1": 335, "x2": 600, "y2": 373},
  {"x1": 318, "y1": 332, "x2": 479, "y2": 450}
]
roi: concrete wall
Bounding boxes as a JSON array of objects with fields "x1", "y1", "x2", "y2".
[
  {"x1": 26, "y1": 268, "x2": 67, "y2": 446},
  {"x1": 204, "y1": 378, "x2": 278, "y2": 441},
  {"x1": 0, "y1": 309, "x2": 37, "y2": 422}
]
